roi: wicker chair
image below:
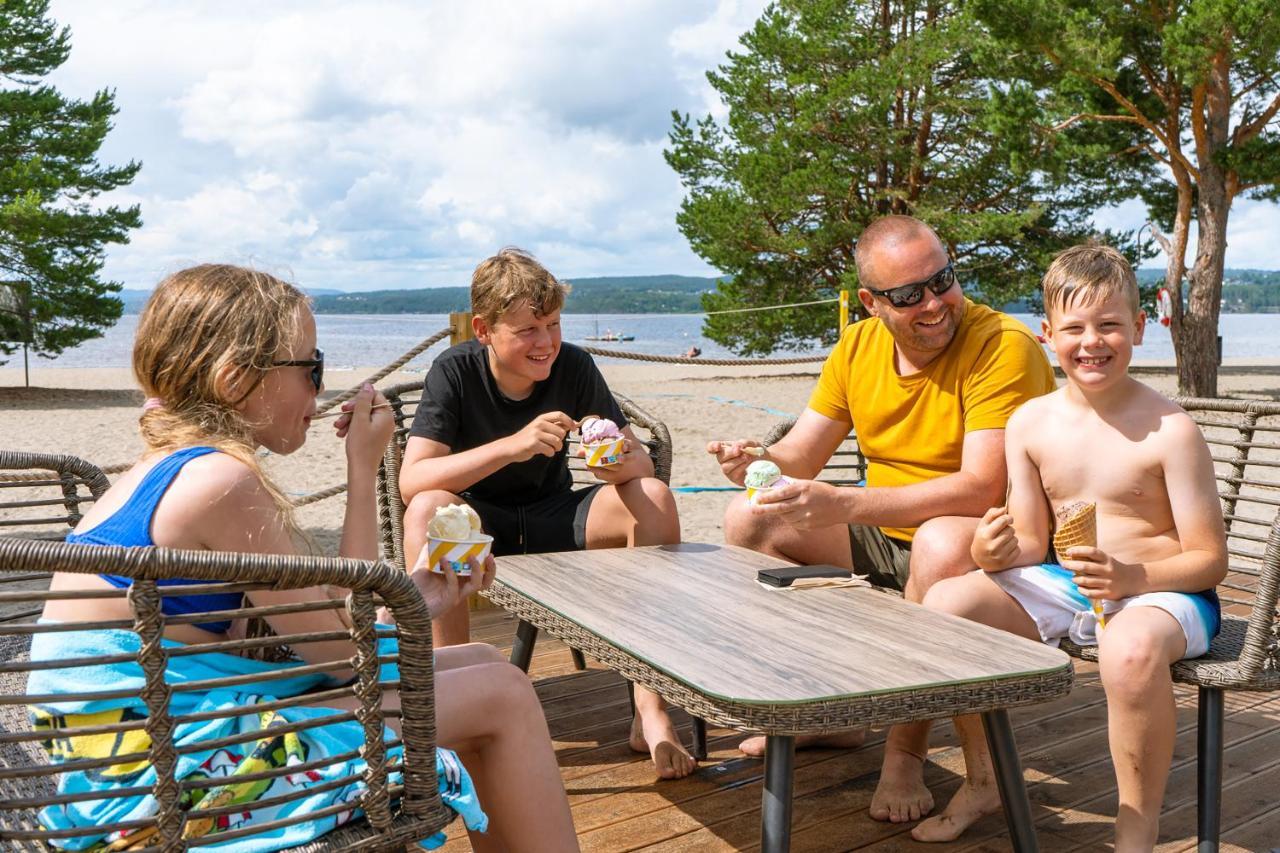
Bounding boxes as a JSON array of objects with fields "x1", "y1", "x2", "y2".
[
  {"x1": 0, "y1": 452, "x2": 454, "y2": 851},
  {"x1": 768, "y1": 398, "x2": 1280, "y2": 851}
]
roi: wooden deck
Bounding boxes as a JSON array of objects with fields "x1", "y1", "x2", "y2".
[{"x1": 442, "y1": 607, "x2": 1280, "y2": 853}]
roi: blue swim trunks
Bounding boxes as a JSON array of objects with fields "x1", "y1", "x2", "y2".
[{"x1": 988, "y1": 563, "x2": 1221, "y2": 658}]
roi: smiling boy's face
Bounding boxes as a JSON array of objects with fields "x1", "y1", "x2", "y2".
[
  {"x1": 476, "y1": 301, "x2": 562, "y2": 398},
  {"x1": 1042, "y1": 291, "x2": 1145, "y2": 392}
]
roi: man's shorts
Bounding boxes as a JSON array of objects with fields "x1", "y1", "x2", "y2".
[
  {"x1": 461, "y1": 486, "x2": 602, "y2": 557},
  {"x1": 848, "y1": 524, "x2": 912, "y2": 592},
  {"x1": 988, "y1": 563, "x2": 1221, "y2": 658}
]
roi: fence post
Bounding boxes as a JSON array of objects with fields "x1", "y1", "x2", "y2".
[
  {"x1": 449, "y1": 310, "x2": 492, "y2": 611},
  {"x1": 449, "y1": 311, "x2": 474, "y2": 346},
  {"x1": 839, "y1": 290, "x2": 850, "y2": 334}
]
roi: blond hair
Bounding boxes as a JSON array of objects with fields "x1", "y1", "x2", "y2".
[
  {"x1": 470, "y1": 247, "x2": 569, "y2": 326},
  {"x1": 133, "y1": 264, "x2": 308, "y2": 530},
  {"x1": 1042, "y1": 244, "x2": 1139, "y2": 318}
]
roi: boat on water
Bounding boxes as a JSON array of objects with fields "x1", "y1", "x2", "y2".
[{"x1": 583, "y1": 322, "x2": 635, "y2": 342}]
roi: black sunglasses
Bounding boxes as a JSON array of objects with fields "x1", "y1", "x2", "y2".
[
  {"x1": 865, "y1": 263, "x2": 956, "y2": 308},
  {"x1": 271, "y1": 348, "x2": 324, "y2": 392}
]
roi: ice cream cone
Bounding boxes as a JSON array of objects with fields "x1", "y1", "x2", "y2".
[{"x1": 1053, "y1": 501, "x2": 1105, "y2": 628}]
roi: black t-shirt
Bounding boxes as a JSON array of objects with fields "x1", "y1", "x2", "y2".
[{"x1": 409, "y1": 340, "x2": 627, "y2": 505}]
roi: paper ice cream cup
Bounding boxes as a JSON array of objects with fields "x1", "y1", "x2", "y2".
[
  {"x1": 584, "y1": 437, "x2": 625, "y2": 468},
  {"x1": 426, "y1": 533, "x2": 493, "y2": 575},
  {"x1": 746, "y1": 478, "x2": 788, "y2": 506}
]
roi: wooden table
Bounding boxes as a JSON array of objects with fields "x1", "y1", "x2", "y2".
[{"x1": 485, "y1": 543, "x2": 1073, "y2": 852}]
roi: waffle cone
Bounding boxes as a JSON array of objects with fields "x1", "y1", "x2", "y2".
[{"x1": 1052, "y1": 501, "x2": 1096, "y2": 555}]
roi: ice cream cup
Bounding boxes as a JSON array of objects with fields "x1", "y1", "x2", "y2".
[
  {"x1": 583, "y1": 437, "x2": 625, "y2": 468},
  {"x1": 426, "y1": 533, "x2": 494, "y2": 575},
  {"x1": 746, "y1": 477, "x2": 789, "y2": 506}
]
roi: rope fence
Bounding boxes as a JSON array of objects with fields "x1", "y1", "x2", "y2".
[{"x1": 582, "y1": 346, "x2": 825, "y2": 366}]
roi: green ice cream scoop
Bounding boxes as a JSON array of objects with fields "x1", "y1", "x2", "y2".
[{"x1": 744, "y1": 460, "x2": 783, "y2": 489}]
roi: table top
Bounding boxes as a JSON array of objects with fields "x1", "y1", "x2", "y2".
[{"x1": 491, "y1": 543, "x2": 1071, "y2": 711}]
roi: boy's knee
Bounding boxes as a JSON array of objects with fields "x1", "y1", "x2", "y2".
[
  {"x1": 1100, "y1": 628, "x2": 1168, "y2": 689},
  {"x1": 921, "y1": 575, "x2": 976, "y2": 618},
  {"x1": 405, "y1": 490, "x2": 461, "y2": 528}
]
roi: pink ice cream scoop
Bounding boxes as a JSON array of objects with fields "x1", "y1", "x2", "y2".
[{"x1": 580, "y1": 416, "x2": 622, "y2": 444}]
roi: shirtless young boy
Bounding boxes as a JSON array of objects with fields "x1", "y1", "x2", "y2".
[{"x1": 904, "y1": 245, "x2": 1227, "y2": 851}]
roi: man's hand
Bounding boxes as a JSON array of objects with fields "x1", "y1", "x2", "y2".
[
  {"x1": 1063, "y1": 547, "x2": 1145, "y2": 601},
  {"x1": 505, "y1": 411, "x2": 576, "y2": 463},
  {"x1": 750, "y1": 478, "x2": 851, "y2": 529},
  {"x1": 406, "y1": 552, "x2": 497, "y2": 619},
  {"x1": 707, "y1": 439, "x2": 765, "y2": 486},
  {"x1": 972, "y1": 505, "x2": 1019, "y2": 571}
]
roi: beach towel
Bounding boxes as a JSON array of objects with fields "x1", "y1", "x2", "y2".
[{"x1": 26, "y1": 627, "x2": 487, "y2": 852}]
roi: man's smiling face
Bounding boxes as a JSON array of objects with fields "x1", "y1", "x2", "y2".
[{"x1": 858, "y1": 234, "x2": 965, "y2": 366}]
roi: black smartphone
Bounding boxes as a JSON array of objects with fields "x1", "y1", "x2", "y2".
[{"x1": 757, "y1": 564, "x2": 853, "y2": 587}]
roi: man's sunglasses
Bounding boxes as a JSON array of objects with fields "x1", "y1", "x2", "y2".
[
  {"x1": 864, "y1": 263, "x2": 957, "y2": 308},
  {"x1": 271, "y1": 348, "x2": 324, "y2": 392}
]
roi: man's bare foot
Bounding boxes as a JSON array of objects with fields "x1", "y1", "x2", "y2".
[
  {"x1": 910, "y1": 778, "x2": 1002, "y2": 842},
  {"x1": 737, "y1": 729, "x2": 866, "y2": 758},
  {"x1": 870, "y1": 747, "x2": 934, "y2": 823},
  {"x1": 629, "y1": 710, "x2": 697, "y2": 780}
]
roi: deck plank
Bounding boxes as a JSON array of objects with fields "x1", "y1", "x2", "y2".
[{"x1": 437, "y1": 607, "x2": 1280, "y2": 852}]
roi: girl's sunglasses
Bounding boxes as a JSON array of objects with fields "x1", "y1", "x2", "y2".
[
  {"x1": 864, "y1": 263, "x2": 956, "y2": 308},
  {"x1": 271, "y1": 348, "x2": 324, "y2": 392}
]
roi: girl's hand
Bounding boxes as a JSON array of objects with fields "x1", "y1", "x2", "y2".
[
  {"x1": 335, "y1": 382, "x2": 394, "y2": 473},
  {"x1": 972, "y1": 505, "x2": 1019, "y2": 570},
  {"x1": 407, "y1": 550, "x2": 497, "y2": 619}
]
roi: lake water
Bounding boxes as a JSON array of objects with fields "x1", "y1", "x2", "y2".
[{"x1": 8, "y1": 312, "x2": 1280, "y2": 370}]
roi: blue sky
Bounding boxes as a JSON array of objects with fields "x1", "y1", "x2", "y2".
[{"x1": 46, "y1": 0, "x2": 1280, "y2": 293}]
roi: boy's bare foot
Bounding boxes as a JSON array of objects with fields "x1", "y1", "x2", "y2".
[
  {"x1": 870, "y1": 748, "x2": 934, "y2": 822},
  {"x1": 737, "y1": 729, "x2": 866, "y2": 757},
  {"x1": 630, "y1": 710, "x2": 697, "y2": 779},
  {"x1": 910, "y1": 778, "x2": 1002, "y2": 842}
]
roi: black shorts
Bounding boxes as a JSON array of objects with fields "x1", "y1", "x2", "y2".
[
  {"x1": 848, "y1": 524, "x2": 912, "y2": 592},
  {"x1": 461, "y1": 486, "x2": 602, "y2": 557}
]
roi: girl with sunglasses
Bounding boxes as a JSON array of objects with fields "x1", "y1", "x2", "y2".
[{"x1": 34, "y1": 264, "x2": 578, "y2": 852}]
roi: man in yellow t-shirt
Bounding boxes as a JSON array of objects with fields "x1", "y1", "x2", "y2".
[{"x1": 708, "y1": 215, "x2": 1055, "y2": 820}]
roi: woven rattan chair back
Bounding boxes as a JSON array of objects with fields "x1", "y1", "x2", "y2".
[
  {"x1": 0, "y1": 536, "x2": 452, "y2": 851},
  {"x1": 377, "y1": 379, "x2": 673, "y2": 569},
  {"x1": 762, "y1": 418, "x2": 866, "y2": 485}
]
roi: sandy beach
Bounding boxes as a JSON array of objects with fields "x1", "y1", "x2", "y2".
[{"x1": 3, "y1": 360, "x2": 1279, "y2": 551}]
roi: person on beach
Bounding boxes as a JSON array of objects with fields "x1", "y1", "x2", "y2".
[
  {"x1": 32, "y1": 265, "x2": 578, "y2": 852},
  {"x1": 904, "y1": 245, "x2": 1226, "y2": 849},
  {"x1": 398, "y1": 247, "x2": 694, "y2": 780},
  {"x1": 707, "y1": 215, "x2": 1055, "y2": 818}
]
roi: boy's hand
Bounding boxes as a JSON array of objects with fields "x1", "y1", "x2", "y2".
[
  {"x1": 577, "y1": 439, "x2": 634, "y2": 483},
  {"x1": 507, "y1": 411, "x2": 576, "y2": 462},
  {"x1": 707, "y1": 439, "x2": 765, "y2": 486},
  {"x1": 972, "y1": 505, "x2": 1019, "y2": 570},
  {"x1": 1063, "y1": 547, "x2": 1144, "y2": 601},
  {"x1": 750, "y1": 478, "x2": 850, "y2": 529}
]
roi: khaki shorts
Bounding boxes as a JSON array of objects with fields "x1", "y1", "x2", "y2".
[{"x1": 848, "y1": 524, "x2": 912, "y2": 591}]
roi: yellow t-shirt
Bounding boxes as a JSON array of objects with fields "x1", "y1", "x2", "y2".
[{"x1": 808, "y1": 300, "x2": 1055, "y2": 541}]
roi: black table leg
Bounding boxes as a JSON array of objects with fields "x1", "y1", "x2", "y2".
[
  {"x1": 982, "y1": 709, "x2": 1038, "y2": 853},
  {"x1": 571, "y1": 648, "x2": 588, "y2": 670},
  {"x1": 761, "y1": 735, "x2": 795, "y2": 853},
  {"x1": 1197, "y1": 686, "x2": 1224, "y2": 853},
  {"x1": 510, "y1": 619, "x2": 538, "y2": 673},
  {"x1": 691, "y1": 716, "x2": 708, "y2": 760}
]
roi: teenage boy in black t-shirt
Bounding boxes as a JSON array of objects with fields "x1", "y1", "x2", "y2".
[{"x1": 400, "y1": 247, "x2": 692, "y2": 779}]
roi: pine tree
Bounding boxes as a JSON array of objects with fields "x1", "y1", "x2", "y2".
[
  {"x1": 0, "y1": 0, "x2": 140, "y2": 362},
  {"x1": 974, "y1": 0, "x2": 1280, "y2": 396},
  {"x1": 665, "y1": 0, "x2": 1146, "y2": 355}
]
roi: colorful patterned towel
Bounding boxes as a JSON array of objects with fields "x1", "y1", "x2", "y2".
[{"x1": 27, "y1": 627, "x2": 487, "y2": 851}]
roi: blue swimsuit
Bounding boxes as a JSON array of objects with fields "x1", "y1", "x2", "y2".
[{"x1": 67, "y1": 446, "x2": 243, "y2": 633}]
